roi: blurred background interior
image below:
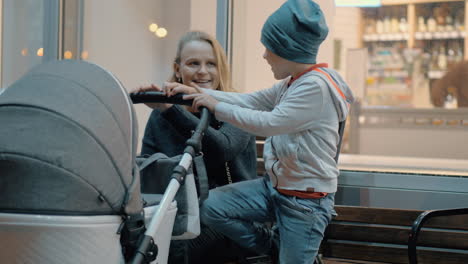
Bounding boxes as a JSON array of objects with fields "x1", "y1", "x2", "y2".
[{"x1": 1, "y1": 0, "x2": 468, "y2": 210}]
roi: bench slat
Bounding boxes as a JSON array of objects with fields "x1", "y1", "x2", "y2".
[
  {"x1": 256, "y1": 141, "x2": 264, "y2": 155},
  {"x1": 334, "y1": 206, "x2": 422, "y2": 226},
  {"x1": 327, "y1": 223, "x2": 468, "y2": 250},
  {"x1": 257, "y1": 158, "x2": 265, "y2": 175},
  {"x1": 334, "y1": 206, "x2": 468, "y2": 230}
]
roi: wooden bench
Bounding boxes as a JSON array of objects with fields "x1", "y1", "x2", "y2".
[
  {"x1": 254, "y1": 138, "x2": 468, "y2": 264},
  {"x1": 255, "y1": 136, "x2": 266, "y2": 176},
  {"x1": 319, "y1": 206, "x2": 468, "y2": 264}
]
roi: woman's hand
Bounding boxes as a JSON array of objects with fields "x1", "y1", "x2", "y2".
[
  {"x1": 132, "y1": 84, "x2": 172, "y2": 111},
  {"x1": 183, "y1": 93, "x2": 219, "y2": 113}
]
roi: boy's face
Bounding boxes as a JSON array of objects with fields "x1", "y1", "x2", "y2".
[{"x1": 263, "y1": 48, "x2": 291, "y2": 80}]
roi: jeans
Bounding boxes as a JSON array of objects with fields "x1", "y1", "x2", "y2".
[{"x1": 200, "y1": 175, "x2": 335, "y2": 264}]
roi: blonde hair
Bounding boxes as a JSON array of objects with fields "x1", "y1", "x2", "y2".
[{"x1": 171, "y1": 31, "x2": 234, "y2": 92}]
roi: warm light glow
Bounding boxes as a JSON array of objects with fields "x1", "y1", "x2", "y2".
[
  {"x1": 81, "y1": 51, "x2": 89, "y2": 60},
  {"x1": 21, "y1": 48, "x2": 28, "y2": 56},
  {"x1": 156, "y1": 27, "x2": 168, "y2": 38},
  {"x1": 149, "y1": 23, "x2": 158, "y2": 33},
  {"x1": 37, "y1": 48, "x2": 44, "y2": 57},
  {"x1": 64, "y1": 50, "x2": 73, "y2": 59}
]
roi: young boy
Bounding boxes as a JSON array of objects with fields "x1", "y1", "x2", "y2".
[{"x1": 165, "y1": 0, "x2": 355, "y2": 262}]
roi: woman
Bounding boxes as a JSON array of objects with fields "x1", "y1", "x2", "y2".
[{"x1": 138, "y1": 31, "x2": 257, "y2": 263}]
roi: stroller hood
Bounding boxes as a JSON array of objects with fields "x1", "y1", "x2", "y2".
[{"x1": 0, "y1": 60, "x2": 142, "y2": 215}]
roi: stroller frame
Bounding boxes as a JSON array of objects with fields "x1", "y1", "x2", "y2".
[
  {"x1": 129, "y1": 92, "x2": 212, "y2": 264},
  {"x1": 0, "y1": 61, "x2": 209, "y2": 264}
]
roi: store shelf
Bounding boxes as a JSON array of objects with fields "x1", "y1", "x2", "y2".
[
  {"x1": 428, "y1": 70, "x2": 446, "y2": 79},
  {"x1": 363, "y1": 33, "x2": 410, "y2": 42},
  {"x1": 367, "y1": 84, "x2": 411, "y2": 93},
  {"x1": 360, "y1": 1, "x2": 467, "y2": 51},
  {"x1": 414, "y1": 31, "x2": 466, "y2": 40},
  {"x1": 382, "y1": 0, "x2": 463, "y2": 5},
  {"x1": 358, "y1": 0, "x2": 467, "y2": 107}
]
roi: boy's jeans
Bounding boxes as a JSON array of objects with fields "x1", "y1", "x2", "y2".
[{"x1": 200, "y1": 175, "x2": 335, "y2": 264}]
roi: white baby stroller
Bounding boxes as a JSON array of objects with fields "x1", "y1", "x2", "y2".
[{"x1": 0, "y1": 60, "x2": 209, "y2": 264}]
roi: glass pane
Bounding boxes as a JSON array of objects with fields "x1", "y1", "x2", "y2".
[{"x1": 1, "y1": 0, "x2": 45, "y2": 88}]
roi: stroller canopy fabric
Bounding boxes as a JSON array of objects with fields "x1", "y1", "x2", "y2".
[{"x1": 0, "y1": 60, "x2": 142, "y2": 215}]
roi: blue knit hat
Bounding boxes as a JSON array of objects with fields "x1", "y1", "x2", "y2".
[{"x1": 261, "y1": 0, "x2": 329, "y2": 64}]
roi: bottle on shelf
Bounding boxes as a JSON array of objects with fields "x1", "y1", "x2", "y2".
[
  {"x1": 376, "y1": 9, "x2": 384, "y2": 34},
  {"x1": 383, "y1": 9, "x2": 392, "y2": 33},
  {"x1": 427, "y1": 6, "x2": 438, "y2": 32},
  {"x1": 427, "y1": 15, "x2": 437, "y2": 32},
  {"x1": 445, "y1": 15, "x2": 454, "y2": 32},
  {"x1": 447, "y1": 42, "x2": 457, "y2": 69},
  {"x1": 365, "y1": 17, "x2": 376, "y2": 34},
  {"x1": 437, "y1": 44, "x2": 448, "y2": 71},
  {"x1": 391, "y1": 8, "x2": 400, "y2": 33},
  {"x1": 418, "y1": 16, "x2": 427, "y2": 32},
  {"x1": 430, "y1": 44, "x2": 440, "y2": 71},
  {"x1": 454, "y1": 42, "x2": 464, "y2": 63},
  {"x1": 399, "y1": 7, "x2": 408, "y2": 33},
  {"x1": 434, "y1": 6, "x2": 447, "y2": 32},
  {"x1": 455, "y1": 10, "x2": 464, "y2": 31},
  {"x1": 444, "y1": 93, "x2": 458, "y2": 109}
]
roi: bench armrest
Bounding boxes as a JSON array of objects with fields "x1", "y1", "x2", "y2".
[{"x1": 408, "y1": 208, "x2": 468, "y2": 264}]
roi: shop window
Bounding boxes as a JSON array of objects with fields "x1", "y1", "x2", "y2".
[{"x1": 230, "y1": 0, "x2": 468, "y2": 175}]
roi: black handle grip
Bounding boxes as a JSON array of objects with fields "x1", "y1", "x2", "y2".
[{"x1": 129, "y1": 91, "x2": 193, "y2": 106}]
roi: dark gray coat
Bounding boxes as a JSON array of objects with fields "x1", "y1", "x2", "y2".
[{"x1": 141, "y1": 105, "x2": 257, "y2": 188}]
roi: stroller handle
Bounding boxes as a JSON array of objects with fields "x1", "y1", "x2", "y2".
[
  {"x1": 187, "y1": 107, "x2": 210, "y2": 153},
  {"x1": 129, "y1": 91, "x2": 193, "y2": 106},
  {"x1": 129, "y1": 91, "x2": 212, "y2": 153}
]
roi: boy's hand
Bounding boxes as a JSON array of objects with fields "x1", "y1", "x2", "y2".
[
  {"x1": 131, "y1": 84, "x2": 172, "y2": 111},
  {"x1": 183, "y1": 93, "x2": 219, "y2": 113},
  {"x1": 164, "y1": 81, "x2": 202, "y2": 97}
]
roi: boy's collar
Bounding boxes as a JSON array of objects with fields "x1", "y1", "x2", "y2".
[{"x1": 287, "y1": 63, "x2": 328, "y2": 87}]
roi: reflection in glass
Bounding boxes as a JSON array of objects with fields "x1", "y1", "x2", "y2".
[{"x1": 230, "y1": 0, "x2": 468, "y2": 166}]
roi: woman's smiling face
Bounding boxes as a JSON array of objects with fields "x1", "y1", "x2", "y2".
[{"x1": 174, "y1": 40, "x2": 220, "y2": 90}]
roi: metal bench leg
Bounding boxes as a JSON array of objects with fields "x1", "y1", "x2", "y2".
[{"x1": 314, "y1": 254, "x2": 324, "y2": 264}]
